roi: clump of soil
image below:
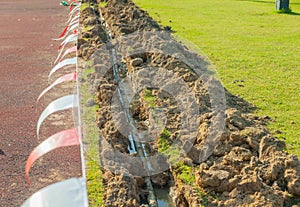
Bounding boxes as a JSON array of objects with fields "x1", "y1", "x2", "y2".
[
  {"x1": 194, "y1": 114, "x2": 300, "y2": 206},
  {"x1": 100, "y1": 0, "x2": 162, "y2": 36},
  {"x1": 78, "y1": 0, "x2": 300, "y2": 206}
]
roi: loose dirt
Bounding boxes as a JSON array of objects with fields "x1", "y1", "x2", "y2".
[{"x1": 78, "y1": 0, "x2": 300, "y2": 206}]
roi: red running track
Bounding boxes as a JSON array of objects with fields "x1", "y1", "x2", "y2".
[{"x1": 0, "y1": 1, "x2": 81, "y2": 206}]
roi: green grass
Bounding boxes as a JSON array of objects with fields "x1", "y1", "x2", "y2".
[
  {"x1": 83, "y1": 37, "x2": 91, "y2": 42},
  {"x1": 133, "y1": 0, "x2": 300, "y2": 156},
  {"x1": 80, "y1": 62, "x2": 104, "y2": 206},
  {"x1": 80, "y1": 2, "x2": 89, "y2": 11},
  {"x1": 173, "y1": 160, "x2": 210, "y2": 206},
  {"x1": 173, "y1": 161, "x2": 195, "y2": 185},
  {"x1": 157, "y1": 129, "x2": 172, "y2": 151},
  {"x1": 99, "y1": 1, "x2": 108, "y2": 8},
  {"x1": 276, "y1": 8, "x2": 293, "y2": 13},
  {"x1": 86, "y1": 160, "x2": 104, "y2": 206},
  {"x1": 144, "y1": 89, "x2": 156, "y2": 108},
  {"x1": 84, "y1": 25, "x2": 93, "y2": 32},
  {"x1": 157, "y1": 129, "x2": 181, "y2": 167}
]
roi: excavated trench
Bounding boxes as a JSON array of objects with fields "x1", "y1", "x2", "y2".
[{"x1": 78, "y1": 0, "x2": 300, "y2": 206}]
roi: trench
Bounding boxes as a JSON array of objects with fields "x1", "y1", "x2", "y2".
[
  {"x1": 79, "y1": 0, "x2": 300, "y2": 207},
  {"x1": 80, "y1": 1, "x2": 177, "y2": 206},
  {"x1": 155, "y1": 188, "x2": 175, "y2": 207}
]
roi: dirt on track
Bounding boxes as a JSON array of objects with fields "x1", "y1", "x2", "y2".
[{"x1": 0, "y1": 1, "x2": 81, "y2": 206}]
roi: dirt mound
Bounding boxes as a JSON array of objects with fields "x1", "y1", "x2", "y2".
[
  {"x1": 78, "y1": 0, "x2": 300, "y2": 206},
  {"x1": 100, "y1": 0, "x2": 161, "y2": 36},
  {"x1": 195, "y1": 112, "x2": 300, "y2": 206}
]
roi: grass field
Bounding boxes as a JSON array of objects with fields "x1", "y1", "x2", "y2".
[{"x1": 133, "y1": 0, "x2": 300, "y2": 156}]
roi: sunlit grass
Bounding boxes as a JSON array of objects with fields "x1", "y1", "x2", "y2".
[
  {"x1": 133, "y1": 0, "x2": 300, "y2": 156},
  {"x1": 80, "y1": 61, "x2": 104, "y2": 206}
]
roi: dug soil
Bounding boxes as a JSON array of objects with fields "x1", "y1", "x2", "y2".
[{"x1": 78, "y1": 0, "x2": 300, "y2": 206}]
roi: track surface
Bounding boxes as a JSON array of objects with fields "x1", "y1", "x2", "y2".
[{"x1": 0, "y1": 1, "x2": 81, "y2": 206}]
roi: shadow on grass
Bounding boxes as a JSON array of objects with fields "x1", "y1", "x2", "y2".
[
  {"x1": 224, "y1": 88, "x2": 257, "y2": 113},
  {"x1": 237, "y1": 0, "x2": 300, "y2": 15},
  {"x1": 277, "y1": 11, "x2": 300, "y2": 16}
]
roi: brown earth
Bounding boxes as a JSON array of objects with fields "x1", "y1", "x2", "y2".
[
  {"x1": 78, "y1": 0, "x2": 300, "y2": 206},
  {"x1": 0, "y1": 1, "x2": 81, "y2": 206}
]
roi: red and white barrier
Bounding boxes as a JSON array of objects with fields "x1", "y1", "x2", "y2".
[{"x1": 21, "y1": 1, "x2": 88, "y2": 206}]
